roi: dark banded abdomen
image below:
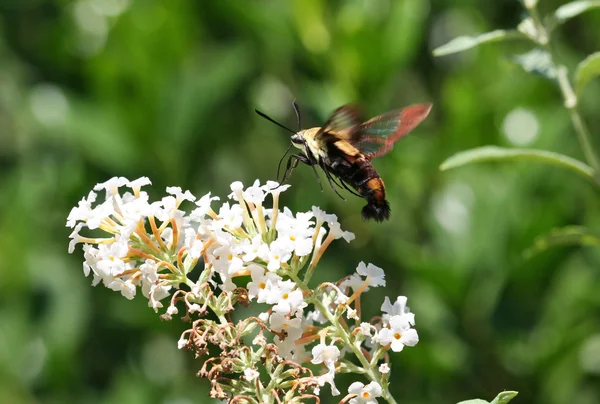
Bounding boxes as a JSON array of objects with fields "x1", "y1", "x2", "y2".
[{"x1": 335, "y1": 156, "x2": 391, "y2": 222}]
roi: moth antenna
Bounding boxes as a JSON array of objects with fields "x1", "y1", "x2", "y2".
[
  {"x1": 255, "y1": 109, "x2": 296, "y2": 134},
  {"x1": 292, "y1": 100, "x2": 302, "y2": 131}
]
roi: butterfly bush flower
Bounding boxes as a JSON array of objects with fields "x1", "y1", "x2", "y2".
[{"x1": 67, "y1": 177, "x2": 419, "y2": 403}]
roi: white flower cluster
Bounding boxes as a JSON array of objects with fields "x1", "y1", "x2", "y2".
[{"x1": 67, "y1": 177, "x2": 419, "y2": 403}]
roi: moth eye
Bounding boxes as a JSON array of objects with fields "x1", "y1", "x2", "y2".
[{"x1": 291, "y1": 134, "x2": 304, "y2": 145}]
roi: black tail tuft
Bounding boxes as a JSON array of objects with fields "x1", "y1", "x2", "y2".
[{"x1": 361, "y1": 200, "x2": 391, "y2": 222}]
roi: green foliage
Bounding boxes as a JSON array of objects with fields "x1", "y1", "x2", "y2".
[
  {"x1": 553, "y1": 1, "x2": 600, "y2": 23},
  {"x1": 1, "y1": 0, "x2": 600, "y2": 403},
  {"x1": 525, "y1": 226, "x2": 600, "y2": 258},
  {"x1": 432, "y1": 30, "x2": 525, "y2": 56},
  {"x1": 574, "y1": 52, "x2": 600, "y2": 95},
  {"x1": 440, "y1": 146, "x2": 596, "y2": 184},
  {"x1": 458, "y1": 391, "x2": 518, "y2": 404}
]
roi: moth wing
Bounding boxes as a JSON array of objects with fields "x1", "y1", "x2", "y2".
[
  {"x1": 352, "y1": 104, "x2": 432, "y2": 158},
  {"x1": 316, "y1": 105, "x2": 362, "y2": 139}
]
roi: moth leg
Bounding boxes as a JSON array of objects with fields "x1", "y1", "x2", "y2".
[
  {"x1": 319, "y1": 163, "x2": 346, "y2": 201},
  {"x1": 302, "y1": 146, "x2": 325, "y2": 192},
  {"x1": 339, "y1": 179, "x2": 363, "y2": 198},
  {"x1": 276, "y1": 144, "x2": 293, "y2": 183},
  {"x1": 281, "y1": 154, "x2": 301, "y2": 184},
  {"x1": 327, "y1": 160, "x2": 362, "y2": 198},
  {"x1": 283, "y1": 154, "x2": 324, "y2": 193}
]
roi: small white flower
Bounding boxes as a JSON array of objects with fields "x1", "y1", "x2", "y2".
[
  {"x1": 252, "y1": 333, "x2": 267, "y2": 346},
  {"x1": 85, "y1": 198, "x2": 116, "y2": 230},
  {"x1": 244, "y1": 368, "x2": 260, "y2": 381},
  {"x1": 107, "y1": 278, "x2": 136, "y2": 300},
  {"x1": 242, "y1": 179, "x2": 266, "y2": 204},
  {"x1": 348, "y1": 381, "x2": 382, "y2": 404},
  {"x1": 177, "y1": 337, "x2": 188, "y2": 349},
  {"x1": 347, "y1": 307, "x2": 359, "y2": 320},
  {"x1": 211, "y1": 244, "x2": 244, "y2": 276},
  {"x1": 311, "y1": 205, "x2": 334, "y2": 225},
  {"x1": 377, "y1": 315, "x2": 419, "y2": 352},
  {"x1": 327, "y1": 220, "x2": 355, "y2": 242},
  {"x1": 378, "y1": 363, "x2": 390, "y2": 374},
  {"x1": 190, "y1": 192, "x2": 219, "y2": 219},
  {"x1": 127, "y1": 177, "x2": 151, "y2": 193},
  {"x1": 247, "y1": 265, "x2": 282, "y2": 303},
  {"x1": 166, "y1": 304, "x2": 178, "y2": 316},
  {"x1": 146, "y1": 284, "x2": 172, "y2": 312},
  {"x1": 311, "y1": 341, "x2": 340, "y2": 371},
  {"x1": 216, "y1": 202, "x2": 244, "y2": 229},
  {"x1": 358, "y1": 322, "x2": 372, "y2": 337},
  {"x1": 381, "y1": 296, "x2": 415, "y2": 326},
  {"x1": 316, "y1": 367, "x2": 340, "y2": 396},
  {"x1": 356, "y1": 262, "x2": 386, "y2": 287},
  {"x1": 139, "y1": 259, "x2": 159, "y2": 286},
  {"x1": 158, "y1": 195, "x2": 178, "y2": 218},
  {"x1": 305, "y1": 310, "x2": 327, "y2": 324},
  {"x1": 184, "y1": 229, "x2": 204, "y2": 259},
  {"x1": 270, "y1": 313, "x2": 303, "y2": 360},
  {"x1": 264, "y1": 181, "x2": 290, "y2": 196},
  {"x1": 269, "y1": 313, "x2": 303, "y2": 341},
  {"x1": 276, "y1": 213, "x2": 315, "y2": 257},
  {"x1": 335, "y1": 291, "x2": 349, "y2": 305},
  {"x1": 240, "y1": 234, "x2": 266, "y2": 262},
  {"x1": 166, "y1": 186, "x2": 196, "y2": 204},
  {"x1": 229, "y1": 181, "x2": 244, "y2": 194},
  {"x1": 66, "y1": 190, "x2": 97, "y2": 228},
  {"x1": 339, "y1": 273, "x2": 363, "y2": 291},
  {"x1": 265, "y1": 240, "x2": 292, "y2": 271},
  {"x1": 93, "y1": 176, "x2": 129, "y2": 198},
  {"x1": 270, "y1": 280, "x2": 307, "y2": 315}
]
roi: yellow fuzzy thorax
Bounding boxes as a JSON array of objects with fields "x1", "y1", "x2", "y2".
[{"x1": 295, "y1": 127, "x2": 361, "y2": 162}]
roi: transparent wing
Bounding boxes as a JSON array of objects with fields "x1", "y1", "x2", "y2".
[
  {"x1": 353, "y1": 104, "x2": 432, "y2": 158},
  {"x1": 316, "y1": 105, "x2": 362, "y2": 139}
]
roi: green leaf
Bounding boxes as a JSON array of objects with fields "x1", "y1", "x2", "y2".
[
  {"x1": 433, "y1": 30, "x2": 524, "y2": 56},
  {"x1": 525, "y1": 226, "x2": 600, "y2": 258},
  {"x1": 457, "y1": 391, "x2": 518, "y2": 404},
  {"x1": 512, "y1": 49, "x2": 556, "y2": 79},
  {"x1": 440, "y1": 146, "x2": 596, "y2": 184},
  {"x1": 554, "y1": 1, "x2": 600, "y2": 23},
  {"x1": 574, "y1": 52, "x2": 600, "y2": 94},
  {"x1": 491, "y1": 391, "x2": 519, "y2": 404}
]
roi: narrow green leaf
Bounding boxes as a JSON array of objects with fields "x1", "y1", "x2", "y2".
[
  {"x1": 554, "y1": 1, "x2": 600, "y2": 23},
  {"x1": 440, "y1": 146, "x2": 596, "y2": 183},
  {"x1": 524, "y1": 226, "x2": 600, "y2": 258},
  {"x1": 491, "y1": 391, "x2": 519, "y2": 404},
  {"x1": 433, "y1": 30, "x2": 524, "y2": 56},
  {"x1": 457, "y1": 392, "x2": 518, "y2": 404},
  {"x1": 574, "y1": 52, "x2": 600, "y2": 94},
  {"x1": 512, "y1": 49, "x2": 556, "y2": 79}
]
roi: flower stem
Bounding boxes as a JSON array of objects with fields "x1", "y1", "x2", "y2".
[
  {"x1": 528, "y1": 3, "x2": 600, "y2": 182},
  {"x1": 310, "y1": 297, "x2": 397, "y2": 404},
  {"x1": 556, "y1": 66, "x2": 600, "y2": 180}
]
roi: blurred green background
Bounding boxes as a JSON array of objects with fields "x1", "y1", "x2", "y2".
[{"x1": 1, "y1": 0, "x2": 600, "y2": 403}]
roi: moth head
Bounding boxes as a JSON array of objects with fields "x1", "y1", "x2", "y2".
[{"x1": 290, "y1": 132, "x2": 305, "y2": 150}]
